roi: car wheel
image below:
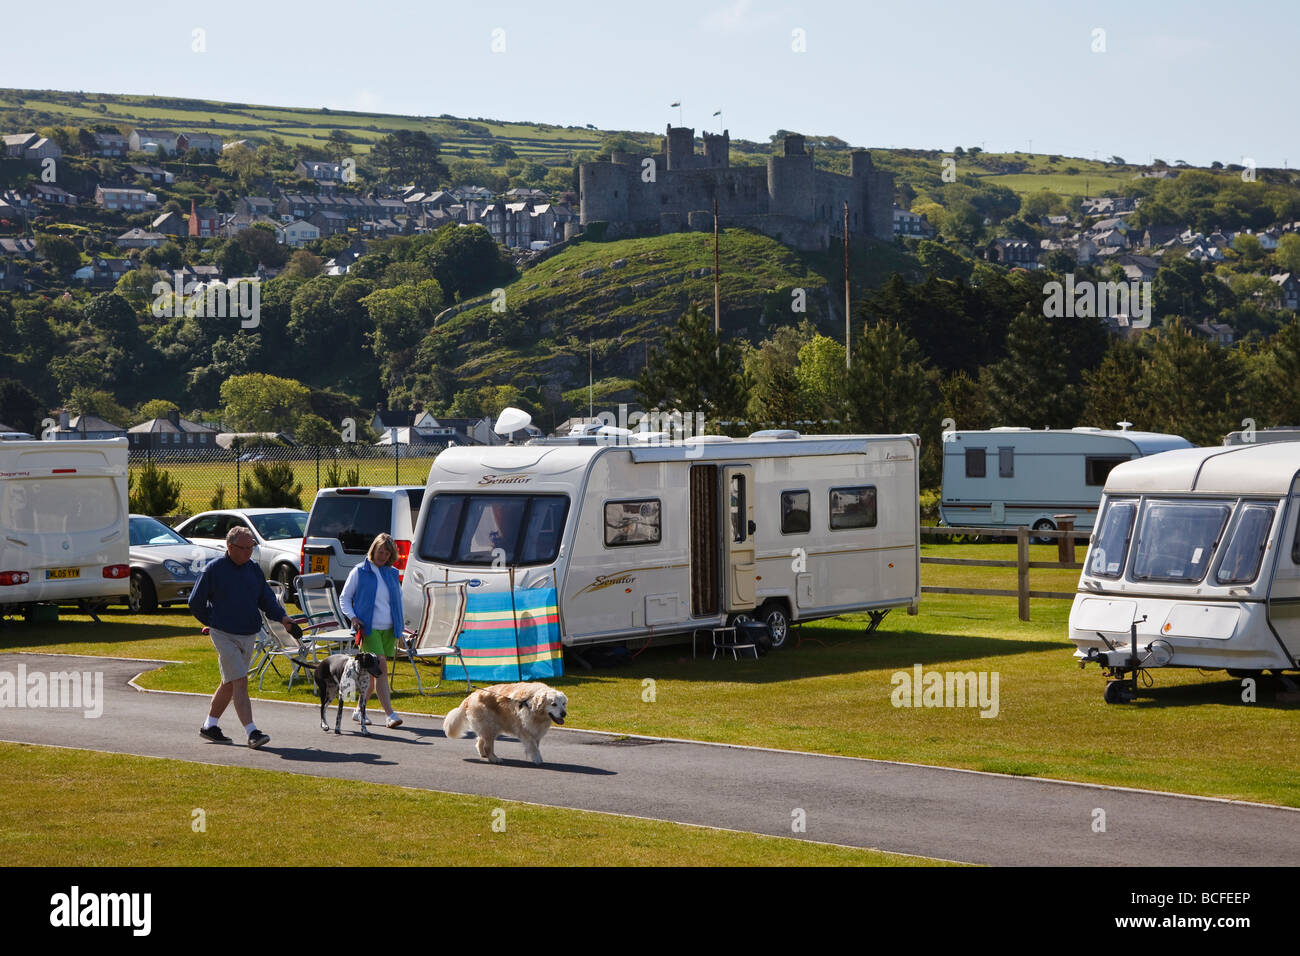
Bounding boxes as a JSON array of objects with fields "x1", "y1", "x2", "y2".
[
  {"x1": 759, "y1": 601, "x2": 792, "y2": 650},
  {"x1": 274, "y1": 563, "x2": 296, "y2": 602},
  {"x1": 1032, "y1": 519, "x2": 1056, "y2": 546},
  {"x1": 129, "y1": 571, "x2": 157, "y2": 613}
]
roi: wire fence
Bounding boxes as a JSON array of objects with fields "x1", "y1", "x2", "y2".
[{"x1": 129, "y1": 443, "x2": 444, "y2": 518}]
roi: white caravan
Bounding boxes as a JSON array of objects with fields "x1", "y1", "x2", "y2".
[
  {"x1": 0, "y1": 439, "x2": 130, "y2": 610},
  {"x1": 1069, "y1": 442, "x2": 1300, "y2": 701},
  {"x1": 940, "y1": 428, "x2": 1191, "y2": 536},
  {"x1": 403, "y1": 431, "x2": 921, "y2": 649}
]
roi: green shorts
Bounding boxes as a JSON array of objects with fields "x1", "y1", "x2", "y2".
[{"x1": 361, "y1": 626, "x2": 396, "y2": 658}]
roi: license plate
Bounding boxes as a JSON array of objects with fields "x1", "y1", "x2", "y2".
[
  {"x1": 46, "y1": 567, "x2": 80, "y2": 580},
  {"x1": 310, "y1": 555, "x2": 330, "y2": 575}
]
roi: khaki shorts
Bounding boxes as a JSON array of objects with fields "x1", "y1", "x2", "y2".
[{"x1": 211, "y1": 627, "x2": 257, "y2": 684}]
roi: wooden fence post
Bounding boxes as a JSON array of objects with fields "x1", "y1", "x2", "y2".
[
  {"x1": 1054, "y1": 513, "x2": 1077, "y2": 564},
  {"x1": 1017, "y1": 525, "x2": 1030, "y2": 621}
]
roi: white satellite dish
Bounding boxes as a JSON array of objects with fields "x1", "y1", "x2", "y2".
[
  {"x1": 494, "y1": 406, "x2": 533, "y2": 436},
  {"x1": 1116, "y1": 421, "x2": 1133, "y2": 432}
]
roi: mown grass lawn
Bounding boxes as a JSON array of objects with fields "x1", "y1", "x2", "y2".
[
  {"x1": 0, "y1": 742, "x2": 933, "y2": 867},
  {"x1": 6, "y1": 542, "x2": 1297, "y2": 806}
]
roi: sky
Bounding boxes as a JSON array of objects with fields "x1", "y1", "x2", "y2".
[{"x1": 3, "y1": 0, "x2": 1295, "y2": 168}]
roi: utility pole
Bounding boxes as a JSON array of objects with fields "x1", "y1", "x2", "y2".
[
  {"x1": 714, "y1": 197, "x2": 721, "y2": 361},
  {"x1": 588, "y1": 345, "x2": 593, "y2": 420},
  {"x1": 844, "y1": 200, "x2": 851, "y2": 370}
]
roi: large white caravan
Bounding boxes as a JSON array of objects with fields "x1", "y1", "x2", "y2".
[
  {"x1": 403, "y1": 430, "x2": 921, "y2": 649},
  {"x1": 940, "y1": 428, "x2": 1191, "y2": 536},
  {"x1": 0, "y1": 439, "x2": 130, "y2": 610},
  {"x1": 1069, "y1": 442, "x2": 1300, "y2": 700}
]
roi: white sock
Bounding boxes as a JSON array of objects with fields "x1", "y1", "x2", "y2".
[
  {"x1": 203, "y1": 716, "x2": 219, "y2": 730},
  {"x1": 244, "y1": 722, "x2": 258, "y2": 735}
]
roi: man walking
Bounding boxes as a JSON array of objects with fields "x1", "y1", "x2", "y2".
[{"x1": 189, "y1": 525, "x2": 303, "y2": 748}]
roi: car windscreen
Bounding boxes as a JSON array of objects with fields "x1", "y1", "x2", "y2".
[
  {"x1": 250, "y1": 511, "x2": 307, "y2": 541},
  {"x1": 307, "y1": 496, "x2": 392, "y2": 554},
  {"x1": 418, "y1": 493, "x2": 568, "y2": 567},
  {"x1": 1130, "y1": 500, "x2": 1232, "y2": 583},
  {"x1": 3, "y1": 477, "x2": 122, "y2": 535},
  {"x1": 1215, "y1": 503, "x2": 1276, "y2": 585},
  {"x1": 130, "y1": 515, "x2": 189, "y2": 546}
]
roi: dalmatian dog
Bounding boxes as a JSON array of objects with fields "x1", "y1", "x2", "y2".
[{"x1": 314, "y1": 653, "x2": 385, "y2": 735}]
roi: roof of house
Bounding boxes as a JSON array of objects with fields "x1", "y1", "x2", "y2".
[{"x1": 128, "y1": 416, "x2": 218, "y2": 435}]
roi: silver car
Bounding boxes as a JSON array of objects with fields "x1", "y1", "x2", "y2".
[
  {"x1": 174, "y1": 508, "x2": 307, "y2": 595},
  {"x1": 127, "y1": 515, "x2": 224, "y2": 612}
]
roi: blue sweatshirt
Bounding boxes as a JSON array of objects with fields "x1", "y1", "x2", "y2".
[{"x1": 188, "y1": 555, "x2": 287, "y2": 636}]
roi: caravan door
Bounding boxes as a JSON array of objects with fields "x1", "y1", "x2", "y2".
[{"x1": 722, "y1": 465, "x2": 757, "y2": 611}]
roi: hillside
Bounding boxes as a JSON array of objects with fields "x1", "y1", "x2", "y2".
[{"x1": 428, "y1": 230, "x2": 920, "y2": 403}]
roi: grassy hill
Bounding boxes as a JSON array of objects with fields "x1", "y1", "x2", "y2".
[{"x1": 431, "y1": 229, "x2": 921, "y2": 403}]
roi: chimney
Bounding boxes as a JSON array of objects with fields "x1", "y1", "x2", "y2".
[
  {"x1": 58, "y1": 409, "x2": 70, "y2": 429},
  {"x1": 188, "y1": 198, "x2": 199, "y2": 237},
  {"x1": 166, "y1": 409, "x2": 181, "y2": 428}
]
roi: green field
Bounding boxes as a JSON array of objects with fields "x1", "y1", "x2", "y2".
[
  {"x1": 0, "y1": 742, "x2": 935, "y2": 866},
  {"x1": 132, "y1": 454, "x2": 439, "y2": 516},
  {"x1": 6, "y1": 543, "x2": 1297, "y2": 807}
]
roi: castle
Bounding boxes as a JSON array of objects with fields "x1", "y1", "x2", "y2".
[{"x1": 579, "y1": 126, "x2": 895, "y2": 251}]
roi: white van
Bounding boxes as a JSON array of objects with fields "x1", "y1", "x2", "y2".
[
  {"x1": 940, "y1": 428, "x2": 1192, "y2": 537},
  {"x1": 403, "y1": 431, "x2": 921, "y2": 649},
  {"x1": 1069, "y1": 442, "x2": 1300, "y2": 699},
  {"x1": 0, "y1": 439, "x2": 130, "y2": 609}
]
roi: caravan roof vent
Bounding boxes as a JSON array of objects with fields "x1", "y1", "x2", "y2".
[
  {"x1": 1071, "y1": 427, "x2": 1102, "y2": 432},
  {"x1": 748, "y1": 429, "x2": 800, "y2": 440},
  {"x1": 683, "y1": 435, "x2": 733, "y2": 444},
  {"x1": 989, "y1": 426, "x2": 1032, "y2": 432}
]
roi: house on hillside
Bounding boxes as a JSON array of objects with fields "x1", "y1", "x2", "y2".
[
  {"x1": 29, "y1": 183, "x2": 77, "y2": 206},
  {"x1": 281, "y1": 219, "x2": 321, "y2": 247},
  {"x1": 129, "y1": 128, "x2": 181, "y2": 155},
  {"x1": 129, "y1": 410, "x2": 220, "y2": 449},
  {"x1": 295, "y1": 160, "x2": 346, "y2": 182},
  {"x1": 151, "y1": 211, "x2": 187, "y2": 237},
  {"x1": 3, "y1": 132, "x2": 61, "y2": 162},
  {"x1": 986, "y1": 238, "x2": 1039, "y2": 268},
  {"x1": 92, "y1": 132, "x2": 128, "y2": 157},
  {"x1": 188, "y1": 201, "x2": 220, "y2": 238},
  {"x1": 128, "y1": 164, "x2": 174, "y2": 185},
  {"x1": 47, "y1": 411, "x2": 128, "y2": 441},
  {"x1": 1271, "y1": 273, "x2": 1300, "y2": 311},
  {"x1": 178, "y1": 132, "x2": 223, "y2": 155},
  {"x1": 115, "y1": 228, "x2": 167, "y2": 250},
  {"x1": 96, "y1": 186, "x2": 159, "y2": 211}
]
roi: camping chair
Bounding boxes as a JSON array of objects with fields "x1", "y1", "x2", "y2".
[
  {"x1": 251, "y1": 608, "x2": 318, "y2": 691},
  {"x1": 246, "y1": 581, "x2": 288, "y2": 681},
  {"x1": 291, "y1": 573, "x2": 355, "y2": 658},
  {"x1": 394, "y1": 581, "x2": 471, "y2": 696}
]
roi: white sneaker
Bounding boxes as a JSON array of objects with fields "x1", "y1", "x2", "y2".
[
  {"x1": 385, "y1": 714, "x2": 403, "y2": 729},
  {"x1": 351, "y1": 711, "x2": 371, "y2": 725}
]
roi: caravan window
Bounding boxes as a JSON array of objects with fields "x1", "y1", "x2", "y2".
[
  {"x1": 998, "y1": 447, "x2": 1014, "y2": 478},
  {"x1": 1130, "y1": 500, "x2": 1232, "y2": 584},
  {"x1": 1088, "y1": 498, "x2": 1137, "y2": 578},
  {"x1": 965, "y1": 448, "x2": 986, "y2": 478},
  {"x1": 418, "y1": 493, "x2": 569, "y2": 567},
  {"x1": 605, "y1": 499, "x2": 661, "y2": 547},
  {"x1": 1086, "y1": 456, "x2": 1130, "y2": 486},
  {"x1": 3, "y1": 478, "x2": 122, "y2": 535},
  {"x1": 781, "y1": 491, "x2": 811, "y2": 535},
  {"x1": 829, "y1": 486, "x2": 877, "y2": 530},
  {"x1": 1215, "y1": 504, "x2": 1276, "y2": 585}
]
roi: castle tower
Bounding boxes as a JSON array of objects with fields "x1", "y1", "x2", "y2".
[
  {"x1": 664, "y1": 125, "x2": 696, "y2": 171},
  {"x1": 767, "y1": 133, "x2": 815, "y2": 219},
  {"x1": 702, "y1": 129, "x2": 730, "y2": 168}
]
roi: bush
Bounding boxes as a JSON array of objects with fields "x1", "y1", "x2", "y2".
[
  {"x1": 241, "y1": 462, "x2": 304, "y2": 509},
  {"x1": 210, "y1": 483, "x2": 228, "y2": 510},
  {"x1": 324, "y1": 462, "x2": 360, "y2": 488},
  {"x1": 129, "y1": 462, "x2": 183, "y2": 516}
]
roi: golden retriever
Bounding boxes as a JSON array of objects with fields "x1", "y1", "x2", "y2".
[{"x1": 442, "y1": 682, "x2": 567, "y2": 765}]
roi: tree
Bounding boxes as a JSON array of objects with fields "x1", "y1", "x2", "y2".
[
  {"x1": 129, "y1": 462, "x2": 182, "y2": 516},
  {"x1": 294, "y1": 412, "x2": 337, "y2": 445},
  {"x1": 218, "y1": 142, "x2": 265, "y2": 186},
  {"x1": 138, "y1": 399, "x2": 180, "y2": 422},
  {"x1": 489, "y1": 143, "x2": 517, "y2": 163},
  {"x1": 844, "y1": 321, "x2": 934, "y2": 435},
  {"x1": 416, "y1": 224, "x2": 513, "y2": 302},
  {"x1": 1140, "y1": 319, "x2": 1240, "y2": 445},
  {"x1": 939, "y1": 370, "x2": 992, "y2": 431},
  {"x1": 219, "y1": 373, "x2": 312, "y2": 431},
  {"x1": 795, "y1": 334, "x2": 849, "y2": 422},
  {"x1": 744, "y1": 323, "x2": 813, "y2": 425},
  {"x1": 36, "y1": 235, "x2": 80, "y2": 276},
  {"x1": 1255, "y1": 318, "x2": 1300, "y2": 424},
  {"x1": 982, "y1": 310, "x2": 1081, "y2": 428},
  {"x1": 636, "y1": 304, "x2": 749, "y2": 422},
  {"x1": 1276, "y1": 233, "x2": 1300, "y2": 274},
  {"x1": 371, "y1": 130, "x2": 448, "y2": 187},
  {"x1": 0, "y1": 378, "x2": 40, "y2": 433},
  {"x1": 241, "y1": 462, "x2": 303, "y2": 509},
  {"x1": 282, "y1": 250, "x2": 323, "y2": 280},
  {"x1": 326, "y1": 129, "x2": 353, "y2": 164},
  {"x1": 1080, "y1": 338, "x2": 1147, "y2": 429},
  {"x1": 66, "y1": 387, "x2": 131, "y2": 426}
]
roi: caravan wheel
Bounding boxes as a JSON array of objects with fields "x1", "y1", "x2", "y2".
[
  {"x1": 1031, "y1": 519, "x2": 1056, "y2": 545},
  {"x1": 759, "y1": 601, "x2": 792, "y2": 650}
]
